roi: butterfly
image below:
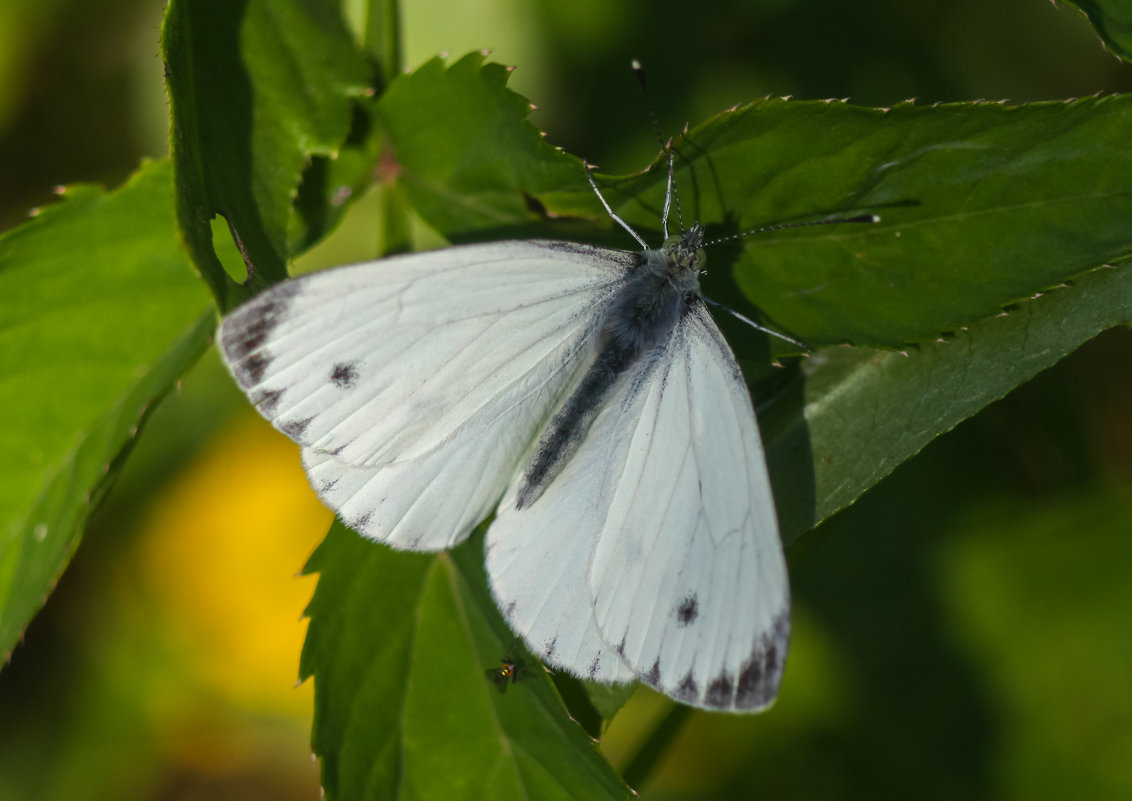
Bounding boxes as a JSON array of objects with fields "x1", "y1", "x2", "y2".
[{"x1": 215, "y1": 128, "x2": 868, "y2": 711}]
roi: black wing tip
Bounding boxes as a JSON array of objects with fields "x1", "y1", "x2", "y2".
[
  {"x1": 219, "y1": 282, "x2": 303, "y2": 386},
  {"x1": 732, "y1": 610, "x2": 791, "y2": 711}
]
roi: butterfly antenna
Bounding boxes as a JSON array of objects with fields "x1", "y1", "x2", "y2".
[
  {"x1": 586, "y1": 164, "x2": 648, "y2": 248},
  {"x1": 705, "y1": 213, "x2": 880, "y2": 248},
  {"x1": 661, "y1": 147, "x2": 675, "y2": 238},
  {"x1": 670, "y1": 128, "x2": 687, "y2": 233},
  {"x1": 705, "y1": 298, "x2": 811, "y2": 350},
  {"x1": 632, "y1": 60, "x2": 665, "y2": 153},
  {"x1": 632, "y1": 59, "x2": 685, "y2": 237}
]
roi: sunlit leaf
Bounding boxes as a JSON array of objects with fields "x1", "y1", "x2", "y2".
[{"x1": 0, "y1": 160, "x2": 212, "y2": 659}]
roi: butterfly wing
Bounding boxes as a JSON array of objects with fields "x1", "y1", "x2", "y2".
[
  {"x1": 487, "y1": 302, "x2": 788, "y2": 709},
  {"x1": 219, "y1": 240, "x2": 634, "y2": 549}
]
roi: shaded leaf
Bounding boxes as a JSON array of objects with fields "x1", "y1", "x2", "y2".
[
  {"x1": 620, "y1": 96, "x2": 1132, "y2": 347},
  {"x1": 0, "y1": 160, "x2": 212, "y2": 659},
  {"x1": 767, "y1": 260, "x2": 1132, "y2": 539}
]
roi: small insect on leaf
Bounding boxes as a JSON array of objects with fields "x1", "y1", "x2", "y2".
[{"x1": 486, "y1": 657, "x2": 525, "y2": 694}]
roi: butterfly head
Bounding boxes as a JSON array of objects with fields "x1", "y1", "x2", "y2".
[{"x1": 659, "y1": 223, "x2": 706, "y2": 290}]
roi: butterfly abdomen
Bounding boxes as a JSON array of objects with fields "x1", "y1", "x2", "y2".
[{"x1": 515, "y1": 256, "x2": 694, "y2": 509}]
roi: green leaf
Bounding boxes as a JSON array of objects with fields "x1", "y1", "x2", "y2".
[
  {"x1": 162, "y1": 0, "x2": 372, "y2": 308},
  {"x1": 0, "y1": 160, "x2": 212, "y2": 660},
  {"x1": 300, "y1": 523, "x2": 629, "y2": 801},
  {"x1": 1059, "y1": 0, "x2": 1132, "y2": 63}
]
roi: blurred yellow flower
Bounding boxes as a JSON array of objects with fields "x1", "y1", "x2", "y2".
[{"x1": 129, "y1": 411, "x2": 332, "y2": 715}]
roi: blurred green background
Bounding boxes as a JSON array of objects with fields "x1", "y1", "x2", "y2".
[{"x1": 1, "y1": 0, "x2": 1130, "y2": 799}]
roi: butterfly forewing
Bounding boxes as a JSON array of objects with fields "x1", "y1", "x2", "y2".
[{"x1": 219, "y1": 240, "x2": 632, "y2": 550}]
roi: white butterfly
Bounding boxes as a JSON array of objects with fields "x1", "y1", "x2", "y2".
[{"x1": 218, "y1": 157, "x2": 793, "y2": 712}]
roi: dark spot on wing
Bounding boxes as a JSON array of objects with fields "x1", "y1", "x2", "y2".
[
  {"x1": 351, "y1": 511, "x2": 373, "y2": 531},
  {"x1": 280, "y1": 417, "x2": 313, "y2": 440},
  {"x1": 229, "y1": 314, "x2": 272, "y2": 360},
  {"x1": 504, "y1": 601, "x2": 516, "y2": 619},
  {"x1": 675, "y1": 594, "x2": 699, "y2": 627},
  {"x1": 735, "y1": 655, "x2": 773, "y2": 709},
  {"x1": 616, "y1": 637, "x2": 627, "y2": 658},
  {"x1": 645, "y1": 659, "x2": 661, "y2": 685},
  {"x1": 543, "y1": 637, "x2": 557, "y2": 660},
  {"x1": 252, "y1": 387, "x2": 284, "y2": 416},
  {"x1": 705, "y1": 673, "x2": 734, "y2": 707},
  {"x1": 735, "y1": 610, "x2": 791, "y2": 709},
  {"x1": 676, "y1": 670, "x2": 698, "y2": 701},
  {"x1": 319, "y1": 478, "x2": 338, "y2": 494},
  {"x1": 330, "y1": 361, "x2": 359, "y2": 389},
  {"x1": 588, "y1": 654, "x2": 601, "y2": 678}
]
